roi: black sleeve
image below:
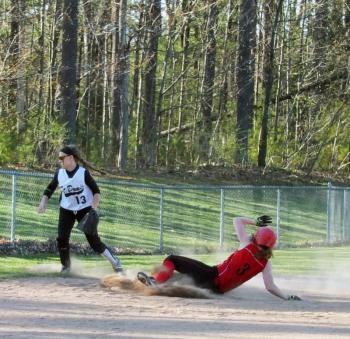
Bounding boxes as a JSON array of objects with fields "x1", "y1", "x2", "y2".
[
  {"x1": 43, "y1": 170, "x2": 59, "y2": 199},
  {"x1": 84, "y1": 169, "x2": 100, "y2": 195}
]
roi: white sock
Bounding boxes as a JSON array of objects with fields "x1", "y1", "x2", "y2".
[{"x1": 101, "y1": 248, "x2": 122, "y2": 269}]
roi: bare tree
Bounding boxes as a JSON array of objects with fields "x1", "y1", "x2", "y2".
[
  {"x1": 10, "y1": 0, "x2": 27, "y2": 135},
  {"x1": 177, "y1": 0, "x2": 193, "y2": 129},
  {"x1": 235, "y1": 0, "x2": 257, "y2": 163},
  {"x1": 47, "y1": 0, "x2": 62, "y2": 121},
  {"x1": 60, "y1": 0, "x2": 79, "y2": 144},
  {"x1": 346, "y1": 0, "x2": 350, "y2": 33},
  {"x1": 133, "y1": 1, "x2": 146, "y2": 168},
  {"x1": 118, "y1": 0, "x2": 130, "y2": 170},
  {"x1": 109, "y1": 0, "x2": 121, "y2": 166},
  {"x1": 141, "y1": 0, "x2": 161, "y2": 167},
  {"x1": 313, "y1": 0, "x2": 329, "y2": 77},
  {"x1": 257, "y1": 0, "x2": 284, "y2": 167},
  {"x1": 198, "y1": 0, "x2": 218, "y2": 163}
]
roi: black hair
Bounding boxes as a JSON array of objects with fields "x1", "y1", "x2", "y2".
[
  {"x1": 60, "y1": 145, "x2": 81, "y2": 162},
  {"x1": 59, "y1": 145, "x2": 101, "y2": 173}
]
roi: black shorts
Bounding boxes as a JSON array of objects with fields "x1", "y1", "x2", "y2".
[{"x1": 57, "y1": 206, "x2": 106, "y2": 253}]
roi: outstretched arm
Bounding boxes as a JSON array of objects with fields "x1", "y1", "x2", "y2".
[
  {"x1": 262, "y1": 262, "x2": 288, "y2": 300},
  {"x1": 262, "y1": 262, "x2": 301, "y2": 300},
  {"x1": 37, "y1": 172, "x2": 59, "y2": 214},
  {"x1": 233, "y1": 217, "x2": 256, "y2": 246}
]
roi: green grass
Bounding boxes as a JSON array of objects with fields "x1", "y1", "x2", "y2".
[
  {"x1": 271, "y1": 246, "x2": 350, "y2": 275},
  {"x1": 1, "y1": 246, "x2": 349, "y2": 279}
]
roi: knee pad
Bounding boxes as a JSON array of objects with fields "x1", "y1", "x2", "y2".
[
  {"x1": 154, "y1": 258, "x2": 175, "y2": 283},
  {"x1": 163, "y1": 258, "x2": 175, "y2": 271}
]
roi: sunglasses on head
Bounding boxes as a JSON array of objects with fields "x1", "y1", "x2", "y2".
[{"x1": 58, "y1": 155, "x2": 69, "y2": 161}]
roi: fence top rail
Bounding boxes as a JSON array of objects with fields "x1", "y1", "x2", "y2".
[
  {"x1": 100, "y1": 182, "x2": 332, "y2": 190},
  {"x1": 0, "y1": 169, "x2": 52, "y2": 178},
  {"x1": 1, "y1": 169, "x2": 349, "y2": 190}
]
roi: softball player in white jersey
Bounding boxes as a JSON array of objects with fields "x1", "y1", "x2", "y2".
[{"x1": 38, "y1": 146, "x2": 122, "y2": 274}]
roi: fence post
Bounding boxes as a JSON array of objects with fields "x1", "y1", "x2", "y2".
[
  {"x1": 11, "y1": 174, "x2": 17, "y2": 243},
  {"x1": 343, "y1": 190, "x2": 349, "y2": 241},
  {"x1": 276, "y1": 188, "x2": 281, "y2": 247},
  {"x1": 159, "y1": 188, "x2": 164, "y2": 253},
  {"x1": 326, "y1": 182, "x2": 332, "y2": 243},
  {"x1": 220, "y1": 188, "x2": 225, "y2": 248}
]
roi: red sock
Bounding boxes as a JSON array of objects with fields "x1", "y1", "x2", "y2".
[{"x1": 153, "y1": 259, "x2": 175, "y2": 283}]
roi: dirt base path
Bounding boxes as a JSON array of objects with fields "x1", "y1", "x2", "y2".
[{"x1": 1, "y1": 273, "x2": 350, "y2": 338}]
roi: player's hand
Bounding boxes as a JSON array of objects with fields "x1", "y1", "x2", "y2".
[
  {"x1": 37, "y1": 197, "x2": 48, "y2": 214},
  {"x1": 37, "y1": 204, "x2": 46, "y2": 213},
  {"x1": 256, "y1": 215, "x2": 272, "y2": 227},
  {"x1": 37, "y1": 201, "x2": 47, "y2": 213},
  {"x1": 288, "y1": 294, "x2": 302, "y2": 301}
]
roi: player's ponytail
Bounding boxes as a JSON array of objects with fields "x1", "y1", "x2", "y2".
[{"x1": 60, "y1": 145, "x2": 105, "y2": 174}]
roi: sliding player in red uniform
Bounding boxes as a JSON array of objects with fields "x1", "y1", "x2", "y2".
[{"x1": 138, "y1": 216, "x2": 301, "y2": 301}]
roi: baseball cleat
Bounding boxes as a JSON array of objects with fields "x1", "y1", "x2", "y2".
[
  {"x1": 137, "y1": 272, "x2": 156, "y2": 287},
  {"x1": 60, "y1": 265, "x2": 71, "y2": 275},
  {"x1": 113, "y1": 266, "x2": 124, "y2": 273}
]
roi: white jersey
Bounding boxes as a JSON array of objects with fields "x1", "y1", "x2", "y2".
[{"x1": 58, "y1": 167, "x2": 93, "y2": 211}]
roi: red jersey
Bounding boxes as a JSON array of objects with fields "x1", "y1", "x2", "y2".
[{"x1": 214, "y1": 242, "x2": 268, "y2": 293}]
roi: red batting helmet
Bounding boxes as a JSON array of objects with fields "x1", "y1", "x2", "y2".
[{"x1": 254, "y1": 227, "x2": 277, "y2": 248}]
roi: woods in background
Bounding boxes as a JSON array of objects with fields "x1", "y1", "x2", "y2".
[{"x1": 0, "y1": 0, "x2": 349, "y2": 173}]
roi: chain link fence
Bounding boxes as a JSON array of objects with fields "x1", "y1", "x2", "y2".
[{"x1": 0, "y1": 169, "x2": 349, "y2": 252}]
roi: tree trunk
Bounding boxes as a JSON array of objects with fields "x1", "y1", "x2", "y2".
[
  {"x1": 155, "y1": 0, "x2": 177, "y2": 166},
  {"x1": 48, "y1": 0, "x2": 62, "y2": 121},
  {"x1": 132, "y1": 1, "x2": 145, "y2": 168},
  {"x1": 257, "y1": 0, "x2": 284, "y2": 167},
  {"x1": 118, "y1": 0, "x2": 129, "y2": 170},
  {"x1": 218, "y1": 0, "x2": 233, "y2": 120},
  {"x1": 100, "y1": 0, "x2": 111, "y2": 161},
  {"x1": 346, "y1": 0, "x2": 350, "y2": 33},
  {"x1": 141, "y1": 0, "x2": 161, "y2": 167},
  {"x1": 165, "y1": 58, "x2": 177, "y2": 168},
  {"x1": 109, "y1": 0, "x2": 121, "y2": 167},
  {"x1": 177, "y1": 0, "x2": 193, "y2": 129},
  {"x1": 198, "y1": 0, "x2": 218, "y2": 163},
  {"x1": 235, "y1": 0, "x2": 257, "y2": 163},
  {"x1": 81, "y1": 0, "x2": 94, "y2": 157},
  {"x1": 273, "y1": 25, "x2": 285, "y2": 143},
  {"x1": 60, "y1": 0, "x2": 79, "y2": 144},
  {"x1": 10, "y1": 0, "x2": 27, "y2": 135},
  {"x1": 130, "y1": 1, "x2": 144, "y2": 119},
  {"x1": 102, "y1": 32, "x2": 109, "y2": 158},
  {"x1": 38, "y1": 0, "x2": 46, "y2": 112},
  {"x1": 313, "y1": 0, "x2": 329, "y2": 77},
  {"x1": 209, "y1": 0, "x2": 233, "y2": 160}
]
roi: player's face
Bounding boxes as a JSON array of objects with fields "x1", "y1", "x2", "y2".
[
  {"x1": 258, "y1": 245, "x2": 270, "y2": 251},
  {"x1": 257, "y1": 244, "x2": 273, "y2": 259},
  {"x1": 58, "y1": 152, "x2": 75, "y2": 169}
]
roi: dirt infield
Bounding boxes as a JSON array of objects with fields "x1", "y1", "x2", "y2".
[{"x1": 0, "y1": 270, "x2": 350, "y2": 338}]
